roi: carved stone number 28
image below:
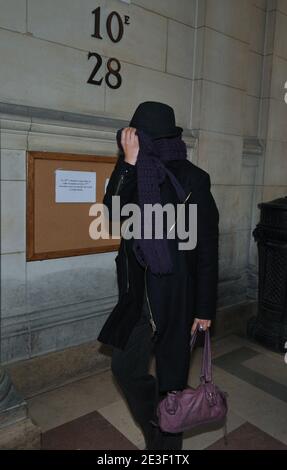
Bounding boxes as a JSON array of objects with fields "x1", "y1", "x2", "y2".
[{"x1": 87, "y1": 7, "x2": 130, "y2": 89}]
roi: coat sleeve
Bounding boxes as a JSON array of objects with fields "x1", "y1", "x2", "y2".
[
  {"x1": 192, "y1": 173, "x2": 219, "y2": 320},
  {"x1": 103, "y1": 154, "x2": 137, "y2": 225}
]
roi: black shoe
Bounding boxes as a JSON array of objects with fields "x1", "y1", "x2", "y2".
[
  {"x1": 145, "y1": 422, "x2": 183, "y2": 451},
  {"x1": 158, "y1": 429, "x2": 183, "y2": 450},
  {"x1": 143, "y1": 420, "x2": 159, "y2": 450}
]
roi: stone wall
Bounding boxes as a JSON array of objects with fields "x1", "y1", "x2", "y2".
[
  {"x1": 0, "y1": 0, "x2": 197, "y2": 363},
  {"x1": 248, "y1": 0, "x2": 287, "y2": 297},
  {"x1": 1, "y1": 0, "x2": 286, "y2": 366}
]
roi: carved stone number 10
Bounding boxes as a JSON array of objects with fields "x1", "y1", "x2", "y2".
[{"x1": 87, "y1": 7, "x2": 130, "y2": 89}]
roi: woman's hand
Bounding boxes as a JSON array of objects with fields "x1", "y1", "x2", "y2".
[
  {"x1": 121, "y1": 127, "x2": 139, "y2": 165},
  {"x1": 191, "y1": 318, "x2": 211, "y2": 334}
]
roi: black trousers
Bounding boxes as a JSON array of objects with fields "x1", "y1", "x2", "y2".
[{"x1": 111, "y1": 296, "x2": 183, "y2": 450}]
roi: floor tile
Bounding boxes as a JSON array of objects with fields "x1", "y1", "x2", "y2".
[
  {"x1": 212, "y1": 366, "x2": 287, "y2": 444},
  {"x1": 233, "y1": 333, "x2": 286, "y2": 362},
  {"x1": 98, "y1": 399, "x2": 146, "y2": 450},
  {"x1": 243, "y1": 353, "x2": 287, "y2": 387},
  {"x1": 214, "y1": 347, "x2": 287, "y2": 403},
  {"x1": 206, "y1": 422, "x2": 287, "y2": 450},
  {"x1": 183, "y1": 410, "x2": 245, "y2": 450},
  {"x1": 26, "y1": 333, "x2": 287, "y2": 451},
  {"x1": 42, "y1": 410, "x2": 137, "y2": 450}
]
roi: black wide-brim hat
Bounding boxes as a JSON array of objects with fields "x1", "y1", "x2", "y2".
[{"x1": 129, "y1": 101, "x2": 183, "y2": 140}]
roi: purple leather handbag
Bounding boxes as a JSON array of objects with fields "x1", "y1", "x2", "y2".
[{"x1": 156, "y1": 324, "x2": 228, "y2": 442}]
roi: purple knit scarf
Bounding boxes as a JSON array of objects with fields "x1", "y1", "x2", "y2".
[{"x1": 116, "y1": 128, "x2": 187, "y2": 275}]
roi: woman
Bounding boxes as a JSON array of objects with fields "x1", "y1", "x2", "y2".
[{"x1": 97, "y1": 101, "x2": 219, "y2": 450}]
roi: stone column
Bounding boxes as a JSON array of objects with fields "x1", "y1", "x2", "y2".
[{"x1": 0, "y1": 367, "x2": 40, "y2": 449}]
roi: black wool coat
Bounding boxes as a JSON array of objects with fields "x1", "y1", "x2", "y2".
[{"x1": 97, "y1": 155, "x2": 219, "y2": 393}]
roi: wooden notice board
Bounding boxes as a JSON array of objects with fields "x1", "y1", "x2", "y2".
[{"x1": 27, "y1": 151, "x2": 120, "y2": 261}]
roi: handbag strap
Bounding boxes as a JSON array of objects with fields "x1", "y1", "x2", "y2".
[{"x1": 189, "y1": 323, "x2": 212, "y2": 383}]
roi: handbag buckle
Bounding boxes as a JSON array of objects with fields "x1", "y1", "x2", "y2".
[
  {"x1": 206, "y1": 390, "x2": 217, "y2": 406},
  {"x1": 165, "y1": 391, "x2": 179, "y2": 415}
]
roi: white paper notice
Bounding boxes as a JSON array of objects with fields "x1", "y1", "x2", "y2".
[{"x1": 55, "y1": 170, "x2": 96, "y2": 203}]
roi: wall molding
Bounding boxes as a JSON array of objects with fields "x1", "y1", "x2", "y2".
[
  {"x1": 0, "y1": 102, "x2": 197, "y2": 151},
  {"x1": 242, "y1": 137, "x2": 265, "y2": 167}
]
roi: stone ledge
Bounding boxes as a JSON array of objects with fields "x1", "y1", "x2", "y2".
[
  {"x1": 213, "y1": 300, "x2": 257, "y2": 338},
  {"x1": 0, "y1": 417, "x2": 41, "y2": 450},
  {"x1": 6, "y1": 339, "x2": 112, "y2": 399}
]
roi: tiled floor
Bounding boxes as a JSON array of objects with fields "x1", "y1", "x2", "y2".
[{"x1": 27, "y1": 333, "x2": 287, "y2": 450}]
